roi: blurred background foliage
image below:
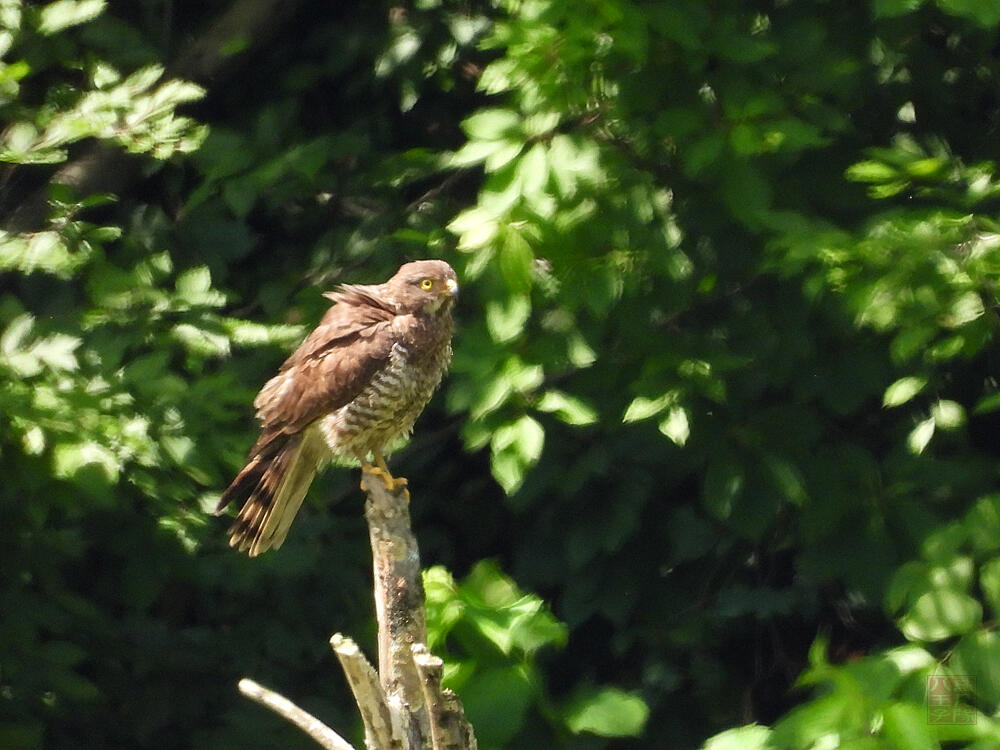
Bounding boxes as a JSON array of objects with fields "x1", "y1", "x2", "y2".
[{"x1": 2, "y1": 0, "x2": 1000, "y2": 748}]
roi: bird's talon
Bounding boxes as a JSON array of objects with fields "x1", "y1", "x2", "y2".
[{"x1": 362, "y1": 463, "x2": 409, "y2": 493}]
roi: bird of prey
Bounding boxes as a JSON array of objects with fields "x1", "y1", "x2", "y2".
[{"x1": 216, "y1": 259, "x2": 459, "y2": 556}]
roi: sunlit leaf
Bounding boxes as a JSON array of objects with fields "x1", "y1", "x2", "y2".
[
  {"x1": 516, "y1": 143, "x2": 548, "y2": 197},
  {"x1": 937, "y1": 0, "x2": 1000, "y2": 25},
  {"x1": 943, "y1": 291, "x2": 984, "y2": 327},
  {"x1": 462, "y1": 108, "x2": 522, "y2": 140},
  {"x1": 883, "y1": 376, "x2": 927, "y2": 407},
  {"x1": 623, "y1": 392, "x2": 676, "y2": 423},
  {"x1": 973, "y1": 391, "x2": 1000, "y2": 414},
  {"x1": 53, "y1": 441, "x2": 120, "y2": 484},
  {"x1": 899, "y1": 589, "x2": 982, "y2": 641},
  {"x1": 490, "y1": 415, "x2": 545, "y2": 493},
  {"x1": 33, "y1": 333, "x2": 80, "y2": 371},
  {"x1": 536, "y1": 390, "x2": 598, "y2": 426},
  {"x1": 449, "y1": 139, "x2": 504, "y2": 168},
  {"x1": 701, "y1": 724, "x2": 772, "y2": 750},
  {"x1": 485, "y1": 294, "x2": 530, "y2": 343},
  {"x1": 980, "y1": 559, "x2": 1000, "y2": 615},
  {"x1": 0, "y1": 313, "x2": 34, "y2": 355},
  {"x1": 563, "y1": 687, "x2": 649, "y2": 737},
  {"x1": 37, "y1": 0, "x2": 105, "y2": 35},
  {"x1": 907, "y1": 417, "x2": 936, "y2": 454},
  {"x1": 846, "y1": 160, "x2": 899, "y2": 182},
  {"x1": 931, "y1": 399, "x2": 964, "y2": 429},
  {"x1": 658, "y1": 406, "x2": 689, "y2": 446},
  {"x1": 175, "y1": 265, "x2": 211, "y2": 297},
  {"x1": 499, "y1": 228, "x2": 534, "y2": 293},
  {"x1": 171, "y1": 323, "x2": 230, "y2": 356}
]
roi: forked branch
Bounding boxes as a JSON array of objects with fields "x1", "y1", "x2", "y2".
[{"x1": 235, "y1": 473, "x2": 476, "y2": 749}]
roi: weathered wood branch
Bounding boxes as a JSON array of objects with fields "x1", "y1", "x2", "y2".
[
  {"x1": 236, "y1": 472, "x2": 476, "y2": 749},
  {"x1": 238, "y1": 678, "x2": 355, "y2": 750},
  {"x1": 361, "y1": 473, "x2": 431, "y2": 746},
  {"x1": 330, "y1": 633, "x2": 398, "y2": 749},
  {"x1": 412, "y1": 645, "x2": 477, "y2": 750}
]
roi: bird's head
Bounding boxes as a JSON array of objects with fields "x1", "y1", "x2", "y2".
[{"x1": 388, "y1": 259, "x2": 459, "y2": 315}]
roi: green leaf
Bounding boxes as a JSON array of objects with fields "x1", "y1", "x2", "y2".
[
  {"x1": 0, "y1": 313, "x2": 34, "y2": 355},
  {"x1": 658, "y1": 406, "x2": 690, "y2": 446},
  {"x1": 171, "y1": 323, "x2": 231, "y2": 357},
  {"x1": 536, "y1": 390, "x2": 598, "y2": 426},
  {"x1": 220, "y1": 318, "x2": 303, "y2": 348},
  {"x1": 33, "y1": 333, "x2": 80, "y2": 371},
  {"x1": 0, "y1": 122, "x2": 38, "y2": 159},
  {"x1": 980, "y1": 558, "x2": 1000, "y2": 615},
  {"x1": 931, "y1": 399, "x2": 964, "y2": 429},
  {"x1": 937, "y1": 0, "x2": 1000, "y2": 26},
  {"x1": 563, "y1": 687, "x2": 649, "y2": 738},
  {"x1": 973, "y1": 391, "x2": 1000, "y2": 414},
  {"x1": 874, "y1": 0, "x2": 925, "y2": 16},
  {"x1": 449, "y1": 139, "x2": 508, "y2": 168},
  {"x1": 449, "y1": 206, "x2": 498, "y2": 250},
  {"x1": 907, "y1": 417, "x2": 936, "y2": 454},
  {"x1": 943, "y1": 291, "x2": 984, "y2": 327},
  {"x1": 950, "y1": 630, "x2": 1000, "y2": 709},
  {"x1": 764, "y1": 455, "x2": 807, "y2": 505},
  {"x1": 490, "y1": 415, "x2": 545, "y2": 493},
  {"x1": 458, "y1": 666, "x2": 534, "y2": 746},
  {"x1": 623, "y1": 392, "x2": 676, "y2": 423},
  {"x1": 53, "y1": 441, "x2": 120, "y2": 485},
  {"x1": 567, "y1": 333, "x2": 596, "y2": 368},
  {"x1": 703, "y1": 458, "x2": 743, "y2": 520},
  {"x1": 702, "y1": 725, "x2": 772, "y2": 750},
  {"x1": 462, "y1": 108, "x2": 522, "y2": 140},
  {"x1": 22, "y1": 426, "x2": 45, "y2": 455},
  {"x1": 37, "y1": 0, "x2": 105, "y2": 35},
  {"x1": 484, "y1": 141, "x2": 524, "y2": 173},
  {"x1": 899, "y1": 589, "x2": 982, "y2": 641},
  {"x1": 499, "y1": 228, "x2": 534, "y2": 293},
  {"x1": 485, "y1": 294, "x2": 531, "y2": 343},
  {"x1": 965, "y1": 495, "x2": 1000, "y2": 554},
  {"x1": 509, "y1": 415, "x2": 544, "y2": 464},
  {"x1": 881, "y1": 702, "x2": 938, "y2": 750},
  {"x1": 883, "y1": 376, "x2": 927, "y2": 407},
  {"x1": 516, "y1": 143, "x2": 548, "y2": 197},
  {"x1": 489, "y1": 446, "x2": 521, "y2": 493},
  {"x1": 175, "y1": 265, "x2": 211, "y2": 297},
  {"x1": 846, "y1": 160, "x2": 900, "y2": 182}
]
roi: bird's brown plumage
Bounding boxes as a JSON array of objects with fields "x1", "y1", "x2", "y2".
[{"x1": 216, "y1": 259, "x2": 458, "y2": 556}]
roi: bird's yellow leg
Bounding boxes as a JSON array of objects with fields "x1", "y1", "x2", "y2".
[{"x1": 361, "y1": 452, "x2": 409, "y2": 493}]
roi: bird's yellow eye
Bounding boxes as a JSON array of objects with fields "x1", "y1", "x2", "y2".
[{"x1": 420, "y1": 278, "x2": 434, "y2": 290}]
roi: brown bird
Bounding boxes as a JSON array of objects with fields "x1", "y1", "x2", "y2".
[{"x1": 216, "y1": 259, "x2": 459, "y2": 556}]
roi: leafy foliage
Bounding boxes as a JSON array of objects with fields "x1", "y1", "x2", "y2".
[{"x1": 3, "y1": 0, "x2": 1000, "y2": 749}]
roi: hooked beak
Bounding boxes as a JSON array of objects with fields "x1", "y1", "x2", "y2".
[{"x1": 444, "y1": 277, "x2": 459, "y2": 298}]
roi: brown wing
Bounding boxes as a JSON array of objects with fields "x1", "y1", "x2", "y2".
[
  {"x1": 215, "y1": 286, "x2": 398, "y2": 521},
  {"x1": 252, "y1": 287, "x2": 397, "y2": 436}
]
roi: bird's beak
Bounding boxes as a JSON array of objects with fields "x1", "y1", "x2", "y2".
[{"x1": 444, "y1": 278, "x2": 459, "y2": 298}]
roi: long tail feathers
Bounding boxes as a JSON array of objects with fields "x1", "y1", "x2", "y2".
[{"x1": 216, "y1": 430, "x2": 324, "y2": 556}]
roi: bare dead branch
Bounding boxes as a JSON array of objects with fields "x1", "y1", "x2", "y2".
[
  {"x1": 330, "y1": 633, "x2": 400, "y2": 749},
  {"x1": 412, "y1": 644, "x2": 478, "y2": 750},
  {"x1": 237, "y1": 678, "x2": 356, "y2": 750},
  {"x1": 361, "y1": 471, "x2": 430, "y2": 746},
  {"x1": 236, "y1": 473, "x2": 475, "y2": 749}
]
